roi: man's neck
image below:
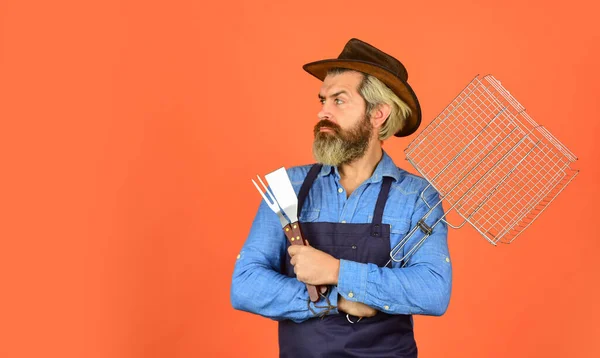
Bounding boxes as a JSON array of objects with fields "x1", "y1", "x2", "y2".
[{"x1": 338, "y1": 141, "x2": 383, "y2": 197}]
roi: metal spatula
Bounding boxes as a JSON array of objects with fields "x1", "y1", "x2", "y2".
[{"x1": 265, "y1": 168, "x2": 300, "y2": 224}]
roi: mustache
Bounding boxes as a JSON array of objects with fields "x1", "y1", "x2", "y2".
[{"x1": 314, "y1": 120, "x2": 342, "y2": 135}]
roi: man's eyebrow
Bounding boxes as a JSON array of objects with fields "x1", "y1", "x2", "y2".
[{"x1": 318, "y1": 90, "x2": 350, "y2": 99}]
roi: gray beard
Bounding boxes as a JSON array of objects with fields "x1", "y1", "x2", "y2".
[{"x1": 312, "y1": 115, "x2": 372, "y2": 166}]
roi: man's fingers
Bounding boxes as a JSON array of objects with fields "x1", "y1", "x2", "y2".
[{"x1": 288, "y1": 245, "x2": 301, "y2": 257}]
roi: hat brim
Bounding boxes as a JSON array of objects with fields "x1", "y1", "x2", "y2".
[{"x1": 303, "y1": 59, "x2": 421, "y2": 137}]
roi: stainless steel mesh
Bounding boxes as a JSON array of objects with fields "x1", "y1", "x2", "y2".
[{"x1": 389, "y1": 75, "x2": 578, "y2": 266}]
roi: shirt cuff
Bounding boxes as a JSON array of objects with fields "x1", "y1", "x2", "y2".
[{"x1": 337, "y1": 259, "x2": 368, "y2": 303}]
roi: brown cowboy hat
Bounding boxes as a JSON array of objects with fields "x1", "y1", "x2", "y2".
[{"x1": 303, "y1": 38, "x2": 421, "y2": 137}]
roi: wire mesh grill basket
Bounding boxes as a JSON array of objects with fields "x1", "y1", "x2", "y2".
[{"x1": 389, "y1": 75, "x2": 579, "y2": 266}]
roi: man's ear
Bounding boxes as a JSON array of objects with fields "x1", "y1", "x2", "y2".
[{"x1": 370, "y1": 103, "x2": 392, "y2": 129}]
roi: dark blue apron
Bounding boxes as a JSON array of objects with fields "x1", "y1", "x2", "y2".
[{"x1": 278, "y1": 164, "x2": 417, "y2": 358}]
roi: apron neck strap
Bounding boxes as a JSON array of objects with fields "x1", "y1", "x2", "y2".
[
  {"x1": 372, "y1": 177, "x2": 393, "y2": 225},
  {"x1": 297, "y1": 164, "x2": 323, "y2": 217},
  {"x1": 371, "y1": 177, "x2": 393, "y2": 237}
]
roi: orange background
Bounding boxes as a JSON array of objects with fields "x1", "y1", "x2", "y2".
[{"x1": 1, "y1": 0, "x2": 599, "y2": 357}]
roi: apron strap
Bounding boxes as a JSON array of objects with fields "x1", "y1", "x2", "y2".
[
  {"x1": 297, "y1": 164, "x2": 323, "y2": 217},
  {"x1": 371, "y1": 176, "x2": 393, "y2": 237}
]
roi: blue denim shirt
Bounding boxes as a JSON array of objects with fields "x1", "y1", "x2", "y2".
[{"x1": 231, "y1": 151, "x2": 452, "y2": 323}]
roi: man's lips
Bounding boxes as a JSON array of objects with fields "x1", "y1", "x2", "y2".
[{"x1": 319, "y1": 127, "x2": 335, "y2": 133}]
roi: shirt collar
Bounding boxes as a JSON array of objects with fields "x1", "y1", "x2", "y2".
[{"x1": 317, "y1": 150, "x2": 402, "y2": 183}]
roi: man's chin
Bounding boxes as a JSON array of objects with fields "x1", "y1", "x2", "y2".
[
  {"x1": 315, "y1": 132, "x2": 338, "y2": 142},
  {"x1": 313, "y1": 144, "x2": 339, "y2": 166}
]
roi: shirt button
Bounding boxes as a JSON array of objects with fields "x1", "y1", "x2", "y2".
[
  {"x1": 348, "y1": 292, "x2": 354, "y2": 298},
  {"x1": 338, "y1": 188, "x2": 344, "y2": 193},
  {"x1": 351, "y1": 245, "x2": 357, "y2": 249},
  {"x1": 341, "y1": 220, "x2": 346, "y2": 223},
  {"x1": 445, "y1": 257, "x2": 450, "y2": 263},
  {"x1": 384, "y1": 305, "x2": 390, "y2": 310},
  {"x1": 236, "y1": 254, "x2": 241, "y2": 259}
]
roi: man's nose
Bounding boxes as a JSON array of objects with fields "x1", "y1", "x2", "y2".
[{"x1": 318, "y1": 107, "x2": 332, "y2": 121}]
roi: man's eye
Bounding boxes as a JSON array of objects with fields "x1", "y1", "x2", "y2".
[
  {"x1": 335, "y1": 99, "x2": 343, "y2": 105},
  {"x1": 319, "y1": 98, "x2": 325, "y2": 104}
]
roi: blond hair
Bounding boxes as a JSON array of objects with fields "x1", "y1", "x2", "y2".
[{"x1": 327, "y1": 68, "x2": 412, "y2": 140}]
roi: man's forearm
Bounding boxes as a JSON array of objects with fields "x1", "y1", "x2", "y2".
[
  {"x1": 336, "y1": 256, "x2": 451, "y2": 316},
  {"x1": 231, "y1": 245, "x2": 339, "y2": 322}
]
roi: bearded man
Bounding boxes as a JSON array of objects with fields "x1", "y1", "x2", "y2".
[{"x1": 231, "y1": 38, "x2": 452, "y2": 358}]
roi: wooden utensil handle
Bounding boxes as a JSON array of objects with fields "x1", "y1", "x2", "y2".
[{"x1": 283, "y1": 222, "x2": 321, "y2": 302}]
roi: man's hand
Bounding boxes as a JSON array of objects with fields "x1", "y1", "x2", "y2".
[
  {"x1": 288, "y1": 242, "x2": 339, "y2": 286},
  {"x1": 337, "y1": 295, "x2": 377, "y2": 318}
]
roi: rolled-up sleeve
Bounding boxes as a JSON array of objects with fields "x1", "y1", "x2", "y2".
[{"x1": 230, "y1": 199, "x2": 338, "y2": 322}]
